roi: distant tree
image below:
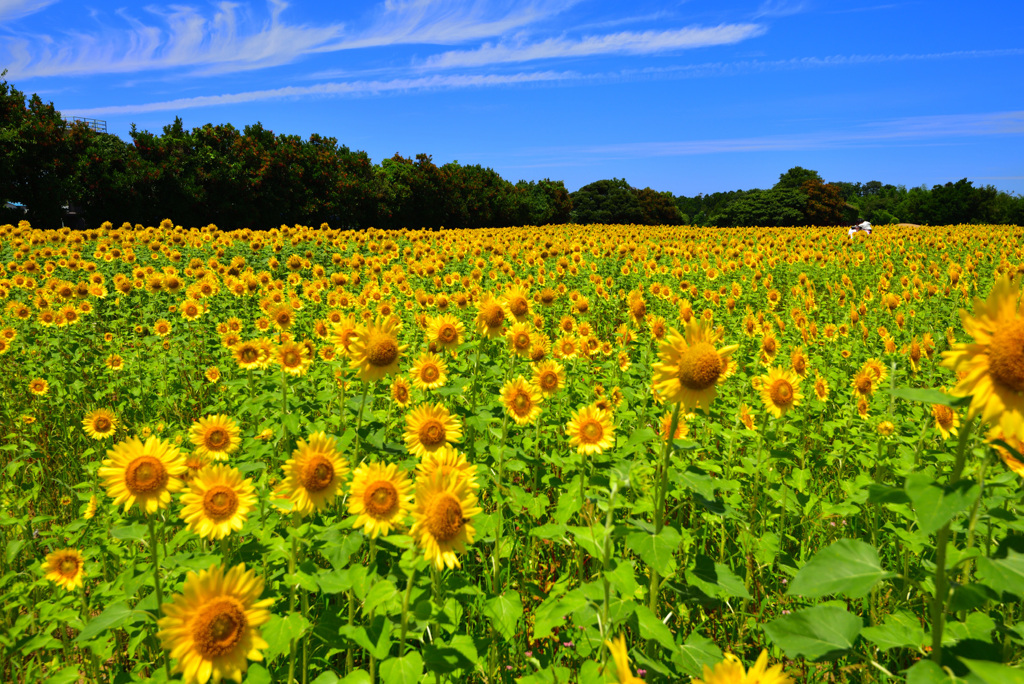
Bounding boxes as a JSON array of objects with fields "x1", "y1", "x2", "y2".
[
  {"x1": 570, "y1": 178, "x2": 644, "y2": 224},
  {"x1": 375, "y1": 154, "x2": 446, "y2": 230},
  {"x1": 710, "y1": 188, "x2": 806, "y2": 227},
  {"x1": 441, "y1": 162, "x2": 521, "y2": 228},
  {"x1": 774, "y1": 166, "x2": 823, "y2": 191},
  {"x1": 635, "y1": 187, "x2": 684, "y2": 225},
  {"x1": 801, "y1": 178, "x2": 851, "y2": 225},
  {"x1": 515, "y1": 179, "x2": 572, "y2": 225}
]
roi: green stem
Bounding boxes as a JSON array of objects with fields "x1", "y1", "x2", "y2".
[
  {"x1": 398, "y1": 568, "x2": 418, "y2": 657},
  {"x1": 288, "y1": 516, "x2": 299, "y2": 684},
  {"x1": 353, "y1": 381, "x2": 370, "y2": 466},
  {"x1": 146, "y1": 515, "x2": 171, "y2": 679},
  {"x1": 930, "y1": 417, "x2": 975, "y2": 665},
  {"x1": 648, "y1": 401, "x2": 682, "y2": 616}
]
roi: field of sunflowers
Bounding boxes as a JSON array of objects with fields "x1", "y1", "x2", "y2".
[{"x1": 1, "y1": 219, "x2": 1023, "y2": 684}]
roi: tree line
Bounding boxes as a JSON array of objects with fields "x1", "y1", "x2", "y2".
[{"x1": 3, "y1": 78, "x2": 1022, "y2": 230}]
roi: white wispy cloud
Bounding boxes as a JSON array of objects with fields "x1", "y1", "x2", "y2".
[
  {"x1": 417, "y1": 24, "x2": 767, "y2": 69},
  {"x1": 0, "y1": 0, "x2": 58, "y2": 23},
  {"x1": 552, "y1": 111, "x2": 1024, "y2": 159},
  {"x1": 3, "y1": 0, "x2": 348, "y2": 79},
  {"x1": 753, "y1": 0, "x2": 808, "y2": 19},
  {"x1": 62, "y1": 70, "x2": 577, "y2": 116}
]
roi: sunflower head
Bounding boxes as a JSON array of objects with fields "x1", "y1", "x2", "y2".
[
  {"x1": 404, "y1": 403, "x2": 462, "y2": 457},
  {"x1": 180, "y1": 464, "x2": 257, "y2": 540},
  {"x1": 348, "y1": 461, "x2": 413, "y2": 538},
  {"x1": 98, "y1": 436, "x2": 188, "y2": 514},
  {"x1": 565, "y1": 404, "x2": 616, "y2": 455},
  {"x1": 43, "y1": 549, "x2": 85, "y2": 591},
  {"x1": 501, "y1": 376, "x2": 543, "y2": 425},
  {"x1": 409, "y1": 471, "x2": 482, "y2": 571},
  {"x1": 189, "y1": 414, "x2": 242, "y2": 460},
  {"x1": 651, "y1": 320, "x2": 738, "y2": 411},
  {"x1": 282, "y1": 432, "x2": 350, "y2": 517},
  {"x1": 411, "y1": 351, "x2": 449, "y2": 391},
  {"x1": 349, "y1": 318, "x2": 406, "y2": 381},
  {"x1": 82, "y1": 408, "x2": 118, "y2": 440},
  {"x1": 758, "y1": 367, "x2": 803, "y2": 419}
]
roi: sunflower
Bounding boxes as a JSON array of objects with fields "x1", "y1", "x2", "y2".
[
  {"x1": 475, "y1": 296, "x2": 507, "y2": 339},
  {"x1": 42, "y1": 548, "x2": 85, "y2": 591},
  {"x1": 153, "y1": 319, "x2": 172, "y2": 337},
  {"x1": 501, "y1": 286, "x2": 531, "y2": 322},
  {"x1": 506, "y1": 322, "x2": 534, "y2": 358},
  {"x1": 415, "y1": 445, "x2": 480, "y2": 491},
  {"x1": 933, "y1": 403, "x2": 960, "y2": 440},
  {"x1": 660, "y1": 410, "x2": 690, "y2": 441},
  {"x1": 532, "y1": 360, "x2": 565, "y2": 398},
  {"x1": 82, "y1": 408, "x2": 118, "y2": 440},
  {"x1": 942, "y1": 275, "x2": 1024, "y2": 439},
  {"x1": 28, "y1": 378, "x2": 49, "y2": 396},
  {"x1": 425, "y1": 313, "x2": 465, "y2": 352},
  {"x1": 180, "y1": 465, "x2": 257, "y2": 540},
  {"x1": 604, "y1": 634, "x2": 643, "y2": 684},
  {"x1": 329, "y1": 315, "x2": 360, "y2": 358},
  {"x1": 98, "y1": 436, "x2": 187, "y2": 514},
  {"x1": 988, "y1": 428, "x2": 1024, "y2": 478},
  {"x1": 231, "y1": 341, "x2": 263, "y2": 371},
  {"x1": 409, "y1": 471, "x2": 482, "y2": 571},
  {"x1": 410, "y1": 351, "x2": 449, "y2": 391},
  {"x1": 347, "y1": 461, "x2": 413, "y2": 538},
  {"x1": 349, "y1": 318, "x2": 406, "y2": 381},
  {"x1": 105, "y1": 354, "x2": 125, "y2": 371},
  {"x1": 276, "y1": 340, "x2": 312, "y2": 377},
  {"x1": 813, "y1": 374, "x2": 830, "y2": 402},
  {"x1": 651, "y1": 320, "x2": 738, "y2": 411},
  {"x1": 157, "y1": 563, "x2": 273, "y2": 684},
  {"x1": 738, "y1": 403, "x2": 756, "y2": 430},
  {"x1": 282, "y1": 432, "x2": 350, "y2": 517},
  {"x1": 851, "y1": 369, "x2": 877, "y2": 397},
  {"x1": 391, "y1": 376, "x2": 412, "y2": 408},
  {"x1": 758, "y1": 367, "x2": 803, "y2": 418},
  {"x1": 790, "y1": 346, "x2": 809, "y2": 377},
  {"x1": 694, "y1": 650, "x2": 792, "y2": 684},
  {"x1": 189, "y1": 415, "x2": 242, "y2": 461},
  {"x1": 404, "y1": 403, "x2": 462, "y2": 457},
  {"x1": 205, "y1": 367, "x2": 221, "y2": 383},
  {"x1": 553, "y1": 334, "x2": 579, "y2": 360},
  {"x1": 565, "y1": 404, "x2": 616, "y2": 455},
  {"x1": 862, "y1": 358, "x2": 888, "y2": 384},
  {"x1": 501, "y1": 376, "x2": 543, "y2": 426}
]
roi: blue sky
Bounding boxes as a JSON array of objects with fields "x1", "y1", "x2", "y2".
[{"x1": 3, "y1": 0, "x2": 1023, "y2": 196}]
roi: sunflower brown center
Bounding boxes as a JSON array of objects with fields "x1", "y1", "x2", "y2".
[
  {"x1": 481, "y1": 305, "x2": 505, "y2": 329},
  {"x1": 94, "y1": 416, "x2": 112, "y2": 432},
  {"x1": 769, "y1": 380, "x2": 795, "y2": 406},
  {"x1": 580, "y1": 420, "x2": 603, "y2": 443},
  {"x1": 240, "y1": 347, "x2": 259, "y2": 363},
  {"x1": 678, "y1": 342, "x2": 723, "y2": 391},
  {"x1": 282, "y1": 350, "x2": 301, "y2": 367},
  {"x1": 438, "y1": 325, "x2": 457, "y2": 343},
  {"x1": 513, "y1": 333, "x2": 530, "y2": 350},
  {"x1": 988, "y1": 319, "x2": 1024, "y2": 393},
  {"x1": 364, "y1": 481, "x2": 398, "y2": 518},
  {"x1": 367, "y1": 336, "x2": 399, "y2": 367},
  {"x1": 192, "y1": 598, "x2": 248, "y2": 658},
  {"x1": 762, "y1": 337, "x2": 777, "y2": 354},
  {"x1": 509, "y1": 297, "x2": 528, "y2": 317},
  {"x1": 512, "y1": 392, "x2": 531, "y2": 414},
  {"x1": 206, "y1": 428, "x2": 230, "y2": 450},
  {"x1": 421, "y1": 365, "x2": 440, "y2": 383},
  {"x1": 418, "y1": 420, "x2": 447, "y2": 447},
  {"x1": 855, "y1": 375, "x2": 873, "y2": 394},
  {"x1": 426, "y1": 494, "x2": 465, "y2": 542},
  {"x1": 59, "y1": 557, "x2": 79, "y2": 575},
  {"x1": 300, "y1": 456, "x2": 335, "y2": 492},
  {"x1": 934, "y1": 404, "x2": 954, "y2": 428},
  {"x1": 125, "y1": 456, "x2": 169, "y2": 494},
  {"x1": 539, "y1": 372, "x2": 557, "y2": 391},
  {"x1": 203, "y1": 485, "x2": 239, "y2": 520}
]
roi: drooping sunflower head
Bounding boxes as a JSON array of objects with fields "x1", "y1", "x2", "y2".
[
  {"x1": 98, "y1": 436, "x2": 188, "y2": 514},
  {"x1": 348, "y1": 461, "x2": 413, "y2": 539},
  {"x1": 349, "y1": 318, "x2": 406, "y2": 382},
  {"x1": 651, "y1": 320, "x2": 738, "y2": 411},
  {"x1": 409, "y1": 471, "x2": 482, "y2": 571},
  {"x1": 180, "y1": 464, "x2": 257, "y2": 540},
  {"x1": 42, "y1": 548, "x2": 85, "y2": 591},
  {"x1": 404, "y1": 403, "x2": 462, "y2": 457},
  {"x1": 282, "y1": 432, "x2": 350, "y2": 517},
  {"x1": 82, "y1": 408, "x2": 118, "y2": 440},
  {"x1": 157, "y1": 562, "x2": 274, "y2": 684},
  {"x1": 565, "y1": 404, "x2": 616, "y2": 455},
  {"x1": 932, "y1": 402, "x2": 960, "y2": 440},
  {"x1": 189, "y1": 414, "x2": 242, "y2": 460},
  {"x1": 500, "y1": 376, "x2": 543, "y2": 426},
  {"x1": 758, "y1": 366, "x2": 803, "y2": 419},
  {"x1": 813, "y1": 374, "x2": 830, "y2": 402}
]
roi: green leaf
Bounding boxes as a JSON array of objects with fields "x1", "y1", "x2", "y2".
[
  {"x1": 633, "y1": 604, "x2": 676, "y2": 651},
  {"x1": 976, "y1": 550, "x2": 1024, "y2": 597},
  {"x1": 905, "y1": 473, "x2": 978, "y2": 536},
  {"x1": 336, "y1": 671, "x2": 371, "y2": 684},
  {"x1": 860, "y1": 610, "x2": 927, "y2": 651},
  {"x1": 675, "y1": 631, "x2": 724, "y2": 678},
  {"x1": 788, "y1": 539, "x2": 891, "y2": 599},
  {"x1": 625, "y1": 526, "x2": 680, "y2": 576},
  {"x1": 244, "y1": 664, "x2": 272, "y2": 684},
  {"x1": 261, "y1": 613, "x2": 312, "y2": 663},
  {"x1": 484, "y1": 591, "x2": 523, "y2": 642},
  {"x1": 890, "y1": 387, "x2": 968, "y2": 407},
  {"x1": 43, "y1": 666, "x2": 82, "y2": 683},
  {"x1": 685, "y1": 555, "x2": 750, "y2": 600},
  {"x1": 960, "y1": 658, "x2": 1024, "y2": 684},
  {"x1": 904, "y1": 659, "x2": 949, "y2": 684},
  {"x1": 75, "y1": 602, "x2": 136, "y2": 643},
  {"x1": 763, "y1": 605, "x2": 862, "y2": 661},
  {"x1": 379, "y1": 652, "x2": 424, "y2": 684}
]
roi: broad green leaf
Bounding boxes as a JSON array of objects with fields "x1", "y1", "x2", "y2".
[
  {"x1": 633, "y1": 604, "x2": 676, "y2": 651},
  {"x1": 960, "y1": 658, "x2": 1024, "y2": 684},
  {"x1": 890, "y1": 387, "x2": 968, "y2": 407},
  {"x1": 788, "y1": 539, "x2": 891, "y2": 599},
  {"x1": 904, "y1": 659, "x2": 949, "y2": 684},
  {"x1": 43, "y1": 666, "x2": 82, "y2": 683},
  {"x1": 976, "y1": 550, "x2": 1024, "y2": 597},
  {"x1": 625, "y1": 526, "x2": 681, "y2": 576},
  {"x1": 905, "y1": 473, "x2": 978, "y2": 536},
  {"x1": 337, "y1": 672, "x2": 372, "y2": 684},
  {"x1": 261, "y1": 612, "x2": 312, "y2": 663},
  {"x1": 685, "y1": 555, "x2": 750, "y2": 599},
  {"x1": 379, "y1": 652, "x2": 424, "y2": 684},
  {"x1": 763, "y1": 605, "x2": 861, "y2": 661},
  {"x1": 75, "y1": 602, "x2": 136, "y2": 643},
  {"x1": 675, "y1": 631, "x2": 724, "y2": 678},
  {"x1": 484, "y1": 591, "x2": 523, "y2": 642},
  {"x1": 860, "y1": 610, "x2": 927, "y2": 651}
]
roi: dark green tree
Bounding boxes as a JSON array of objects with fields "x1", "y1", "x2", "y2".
[{"x1": 570, "y1": 178, "x2": 644, "y2": 224}]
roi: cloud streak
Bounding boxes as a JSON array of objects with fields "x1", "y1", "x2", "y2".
[
  {"x1": 62, "y1": 70, "x2": 578, "y2": 116},
  {"x1": 417, "y1": 24, "x2": 766, "y2": 69},
  {"x1": 553, "y1": 111, "x2": 1024, "y2": 159},
  {"x1": 0, "y1": 0, "x2": 57, "y2": 23}
]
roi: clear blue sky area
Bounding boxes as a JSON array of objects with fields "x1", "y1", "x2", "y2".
[{"x1": 3, "y1": 0, "x2": 1022, "y2": 196}]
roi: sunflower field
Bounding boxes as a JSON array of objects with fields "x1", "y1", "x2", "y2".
[{"x1": 2, "y1": 219, "x2": 1023, "y2": 684}]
